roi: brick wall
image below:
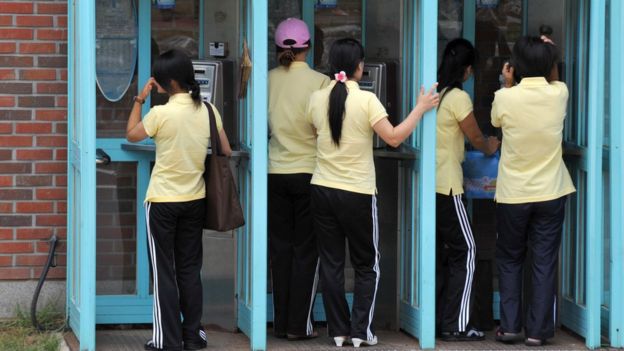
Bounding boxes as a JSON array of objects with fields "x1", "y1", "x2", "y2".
[{"x1": 0, "y1": 0, "x2": 68, "y2": 280}]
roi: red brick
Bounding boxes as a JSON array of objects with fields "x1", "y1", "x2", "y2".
[
  {"x1": 0, "y1": 56, "x2": 33, "y2": 67},
  {"x1": 0, "y1": 2, "x2": 34, "y2": 14},
  {"x1": 15, "y1": 122, "x2": 52, "y2": 134},
  {"x1": 38, "y1": 56, "x2": 66, "y2": 68},
  {"x1": 0, "y1": 15, "x2": 13, "y2": 26},
  {"x1": 54, "y1": 148, "x2": 66, "y2": 160},
  {"x1": 0, "y1": 228, "x2": 12, "y2": 240},
  {"x1": 59, "y1": 69, "x2": 66, "y2": 81},
  {"x1": 0, "y1": 163, "x2": 31, "y2": 174},
  {"x1": 35, "y1": 188, "x2": 65, "y2": 200},
  {"x1": 15, "y1": 254, "x2": 47, "y2": 266},
  {"x1": 36, "y1": 82, "x2": 66, "y2": 94},
  {"x1": 36, "y1": 109, "x2": 66, "y2": 121},
  {"x1": 16, "y1": 175, "x2": 52, "y2": 187},
  {"x1": 36, "y1": 136, "x2": 65, "y2": 147},
  {"x1": 0, "y1": 256, "x2": 11, "y2": 266},
  {"x1": 35, "y1": 162, "x2": 66, "y2": 174},
  {"x1": 57, "y1": 16, "x2": 67, "y2": 28},
  {"x1": 55, "y1": 175, "x2": 66, "y2": 186},
  {"x1": 0, "y1": 150, "x2": 12, "y2": 160},
  {"x1": 0, "y1": 28, "x2": 32, "y2": 40},
  {"x1": 0, "y1": 136, "x2": 31, "y2": 147},
  {"x1": 0, "y1": 110, "x2": 31, "y2": 122},
  {"x1": 36, "y1": 3, "x2": 66, "y2": 14},
  {"x1": 0, "y1": 202, "x2": 12, "y2": 212},
  {"x1": 19, "y1": 69, "x2": 56, "y2": 80},
  {"x1": 0, "y1": 123, "x2": 12, "y2": 134},
  {"x1": 56, "y1": 96, "x2": 67, "y2": 107},
  {"x1": 0, "y1": 42, "x2": 16, "y2": 54},
  {"x1": 15, "y1": 15, "x2": 53, "y2": 27},
  {"x1": 57, "y1": 201, "x2": 66, "y2": 213},
  {"x1": 35, "y1": 29, "x2": 66, "y2": 40},
  {"x1": 36, "y1": 214, "x2": 65, "y2": 226},
  {"x1": 1, "y1": 82, "x2": 32, "y2": 94},
  {"x1": 0, "y1": 189, "x2": 32, "y2": 200},
  {"x1": 0, "y1": 69, "x2": 16, "y2": 80},
  {"x1": 16, "y1": 149, "x2": 53, "y2": 160},
  {"x1": 15, "y1": 228, "x2": 52, "y2": 240},
  {"x1": 19, "y1": 42, "x2": 56, "y2": 54},
  {"x1": 55, "y1": 123, "x2": 67, "y2": 134},
  {"x1": 0, "y1": 215, "x2": 31, "y2": 226},
  {"x1": 55, "y1": 227, "x2": 66, "y2": 238},
  {"x1": 33, "y1": 266, "x2": 65, "y2": 279},
  {"x1": 0, "y1": 176, "x2": 12, "y2": 187},
  {"x1": 0, "y1": 268, "x2": 31, "y2": 280},
  {"x1": 16, "y1": 202, "x2": 53, "y2": 213},
  {"x1": 18, "y1": 96, "x2": 56, "y2": 108},
  {"x1": 0, "y1": 96, "x2": 15, "y2": 107}
]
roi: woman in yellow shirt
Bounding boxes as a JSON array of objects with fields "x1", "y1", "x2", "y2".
[
  {"x1": 126, "y1": 49, "x2": 232, "y2": 351},
  {"x1": 491, "y1": 36, "x2": 575, "y2": 347},
  {"x1": 267, "y1": 18, "x2": 330, "y2": 340},
  {"x1": 306, "y1": 38, "x2": 438, "y2": 347},
  {"x1": 435, "y1": 38, "x2": 499, "y2": 342}
]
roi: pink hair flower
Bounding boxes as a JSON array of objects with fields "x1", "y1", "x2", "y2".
[{"x1": 334, "y1": 71, "x2": 347, "y2": 83}]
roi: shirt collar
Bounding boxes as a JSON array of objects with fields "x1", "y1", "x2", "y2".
[
  {"x1": 329, "y1": 80, "x2": 360, "y2": 90},
  {"x1": 289, "y1": 61, "x2": 309, "y2": 69},
  {"x1": 169, "y1": 93, "x2": 193, "y2": 103},
  {"x1": 518, "y1": 77, "x2": 549, "y2": 87}
]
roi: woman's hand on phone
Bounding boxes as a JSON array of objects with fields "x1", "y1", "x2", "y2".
[
  {"x1": 416, "y1": 83, "x2": 440, "y2": 113},
  {"x1": 502, "y1": 63, "x2": 514, "y2": 88}
]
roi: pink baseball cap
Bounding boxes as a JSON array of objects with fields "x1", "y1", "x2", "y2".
[{"x1": 275, "y1": 18, "x2": 310, "y2": 49}]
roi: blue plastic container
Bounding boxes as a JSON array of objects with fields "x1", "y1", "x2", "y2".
[{"x1": 462, "y1": 150, "x2": 499, "y2": 199}]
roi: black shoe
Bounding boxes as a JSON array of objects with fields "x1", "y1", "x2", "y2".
[
  {"x1": 495, "y1": 328, "x2": 523, "y2": 343},
  {"x1": 145, "y1": 341, "x2": 163, "y2": 351},
  {"x1": 525, "y1": 337, "x2": 545, "y2": 347},
  {"x1": 286, "y1": 331, "x2": 319, "y2": 341},
  {"x1": 440, "y1": 327, "x2": 485, "y2": 341}
]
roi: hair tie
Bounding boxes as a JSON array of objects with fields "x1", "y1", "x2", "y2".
[{"x1": 334, "y1": 71, "x2": 347, "y2": 83}]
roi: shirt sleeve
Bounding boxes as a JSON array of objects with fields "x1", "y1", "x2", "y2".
[
  {"x1": 491, "y1": 93, "x2": 502, "y2": 128},
  {"x1": 453, "y1": 90, "x2": 473, "y2": 122},
  {"x1": 320, "y1": 75, "x2": 331, "y2": 89},
  {"x1": 368, "y1": 94, "x2": 388, "y2": 126},
  {"x1": 142, "y1": 107, "x2": 161, "y2": 137}
]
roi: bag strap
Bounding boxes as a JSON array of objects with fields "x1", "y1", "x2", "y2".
[{"x1": 203, "y1": 101, "x2": 223, "y2": 156}]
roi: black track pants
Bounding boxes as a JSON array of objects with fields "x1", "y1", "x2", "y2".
[
  {"x1": 145, "y1": 199, "x2": 206, "y2": 350},
  {"x1": 268, "y1": 173, "x2": 319, "y2": 336},
  {"x1": 436, "y1": 193, "x2": 477, "y2": 333},
  {"x1": 311, "y1": 185, "x2": 380, "y2": 341},
  {"x1": 496, "y1": 196, "x2": 566, "y2": 340}
]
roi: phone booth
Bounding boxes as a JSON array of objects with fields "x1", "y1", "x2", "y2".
[{"x1": 66, "y1": 1, "x2": 623, "y2": 350}]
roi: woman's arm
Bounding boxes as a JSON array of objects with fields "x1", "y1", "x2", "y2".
[
  {"x1": 373, "y1": 83, "x2": 439, "y2": 148},
  {"x1": 218, "y1": 128, "x2": 232, "y2": 157},
  {"x1": 126, "y1": 78, "x2": 156, "y2": 142},
  {"x1": 459, "y1": 112, "x2": 500, "y2": 155}
]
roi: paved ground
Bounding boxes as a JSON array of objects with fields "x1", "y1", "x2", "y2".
[{"x1": 67, "y1": 326, "x2": 595, "y2": 350}]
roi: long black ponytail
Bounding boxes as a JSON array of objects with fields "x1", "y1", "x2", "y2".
[
  {"x1": 437, "y1": 38, "x2": 476, "y2": 105},
  {"x1": 152, "y1": 49, "x2": 202, "y2": 108},
  {"x1": 328, "y1": 38, "x2": 364, "y2": 146}
]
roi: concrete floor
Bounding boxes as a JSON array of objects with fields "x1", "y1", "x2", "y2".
[{"x1": 66, "y1": 326, "x2": 594, "y2": 350}]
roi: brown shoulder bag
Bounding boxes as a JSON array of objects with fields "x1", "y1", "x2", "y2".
[{"x1": 203, "y1": 102, "x2": 245, "y2": 231}]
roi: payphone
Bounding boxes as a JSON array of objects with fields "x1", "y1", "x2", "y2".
[
  {"x1": 192, "y1": 60, "x2": 235, "y2": 141},
  {"x1": 359, "y1": 62, "x2": 398, "y2": 148}
]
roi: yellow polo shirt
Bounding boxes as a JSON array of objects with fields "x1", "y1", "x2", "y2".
[
  {"x1": 142, "y1": 93, "x2": 223, "y2": 203},
  {"x1": 268, "y1": 61, "x2": 330, "y2": 174},
  {"x1": 491, "y1": 77, "x2": 575, "y2": 204},
  {"x1": 306, "y1": 80, "x2": 388, "y2": 195},
  {"x1": 436, "y1": 88, "x2": 472, "y2": 195}
]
